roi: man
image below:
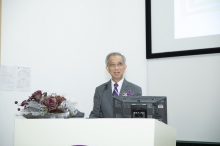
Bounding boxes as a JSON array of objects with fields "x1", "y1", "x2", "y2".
[{"x1": 89, "y1": 52, "x2": 142, "y2": 118}]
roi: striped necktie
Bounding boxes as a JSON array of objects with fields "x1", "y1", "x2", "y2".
[{"x1": 113, "y1": 83, "x2": 119, "y2": 96}]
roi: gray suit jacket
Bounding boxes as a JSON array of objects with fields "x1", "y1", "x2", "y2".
[{"x1": 89, "y1": 79, "x2": 142, "y2": 118}]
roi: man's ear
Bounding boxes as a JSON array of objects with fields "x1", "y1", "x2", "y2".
[{"x1": 106, "y1": 66, "x2": 109, "y2": 72}]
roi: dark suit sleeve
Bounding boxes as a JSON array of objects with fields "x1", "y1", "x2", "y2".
[{"x1": 89, "y1": 87, "x2": 102, "y2": 118}]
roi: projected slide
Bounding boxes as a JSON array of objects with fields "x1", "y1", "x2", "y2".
[
  {"x1": 148, "y1": 0, "x2": 220, "y2": 58},
  {"x1": 175, "y1": 0, "x2": 220, "y2": 39}
]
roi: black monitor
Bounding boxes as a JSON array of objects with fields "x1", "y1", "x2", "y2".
[{"x1": 113, "y1": 96, "x2": 167, "y2": 124}]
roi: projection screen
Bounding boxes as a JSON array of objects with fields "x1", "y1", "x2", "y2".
[{"x1": 146, "y1": 0, "x2": 220, "y2": 59}]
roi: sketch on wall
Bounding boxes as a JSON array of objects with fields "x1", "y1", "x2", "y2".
[{"x1": 0, "y1": 65, "x2": 31, "y2": 91}]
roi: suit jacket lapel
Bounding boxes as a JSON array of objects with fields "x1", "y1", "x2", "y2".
[
  {"x1": 119, "y1": 79, "x2": 130, "y2": 96},
  {"x1": 105, "y1": 80, "x2": 113, "y2": 106}
]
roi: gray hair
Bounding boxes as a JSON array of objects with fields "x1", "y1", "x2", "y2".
[{"x1": 105, "y1": 52, "x2": 126, "y2": 65}]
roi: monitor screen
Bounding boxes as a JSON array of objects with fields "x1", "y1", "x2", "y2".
[{"x1": 113, "y1": 96, "x2": 167, "y2": 124}]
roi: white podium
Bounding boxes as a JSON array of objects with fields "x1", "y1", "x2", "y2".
[{"x1": 14, "y1": 119, "x2": 176, "y2": 146}]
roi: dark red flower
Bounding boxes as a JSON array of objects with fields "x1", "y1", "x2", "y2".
[
  {"x1": 29, "y1": 90, "x2": 42, "y2": 101},
  {"x1": 41, "y1": 96, "x2": 58, "y2": 111},
  {"x1": 15, "y1": 101, "x2": 18, "y2": 104}
]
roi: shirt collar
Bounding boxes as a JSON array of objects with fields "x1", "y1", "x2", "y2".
[
  {"x1": 111, "y1": 78, "x2": 124, "y2": 94},
  {"x1": 111, "y1": 78, "x2": 124, "y2": 85}
]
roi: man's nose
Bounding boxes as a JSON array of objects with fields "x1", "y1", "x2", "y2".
[{"x1": 115, "y1": 64, "x2": 120, "y2": 69}]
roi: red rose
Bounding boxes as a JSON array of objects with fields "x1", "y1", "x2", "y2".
[
  {"x1": 29, "y1": 90, "x2": 42, "y2": 101},
  {"x1": 41, "y1": 96, "x2": 58, "y2": 111}
]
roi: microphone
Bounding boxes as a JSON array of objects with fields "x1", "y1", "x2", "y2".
[{"x1": 97, "y1": 84, "x2": 108, "y2": 118}]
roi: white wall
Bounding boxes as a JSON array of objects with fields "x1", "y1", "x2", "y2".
[
  {"x1": 0, "y1": 1, "x2": 146, "y2": 146},
  {"x1": 148, "y1": 53, "x2": 220, "y2": 142},
  {"x1": 2, "y1": 0, "x2": 219, "y2": 145}
]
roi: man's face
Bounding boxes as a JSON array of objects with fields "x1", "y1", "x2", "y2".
[{"x1": 106, "y1": 55, "x2": 127, "y2": 83}]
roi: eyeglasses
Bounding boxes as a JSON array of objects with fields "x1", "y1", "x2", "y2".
[{"x1": 108, "y1": 62, "x2": 124, "y2": 68}]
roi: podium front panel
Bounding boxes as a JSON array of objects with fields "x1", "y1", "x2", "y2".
[{"x1": 14, "y1": 119, "x2": 176, "y2": 146}]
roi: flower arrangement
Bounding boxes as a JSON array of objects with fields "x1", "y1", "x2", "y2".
[
  {"x1": 122, "y1": 90, "x2": 133, "y2": 96},
  {"x1": 15, "y1": 90, "x2": 77, "y2": 119}
]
